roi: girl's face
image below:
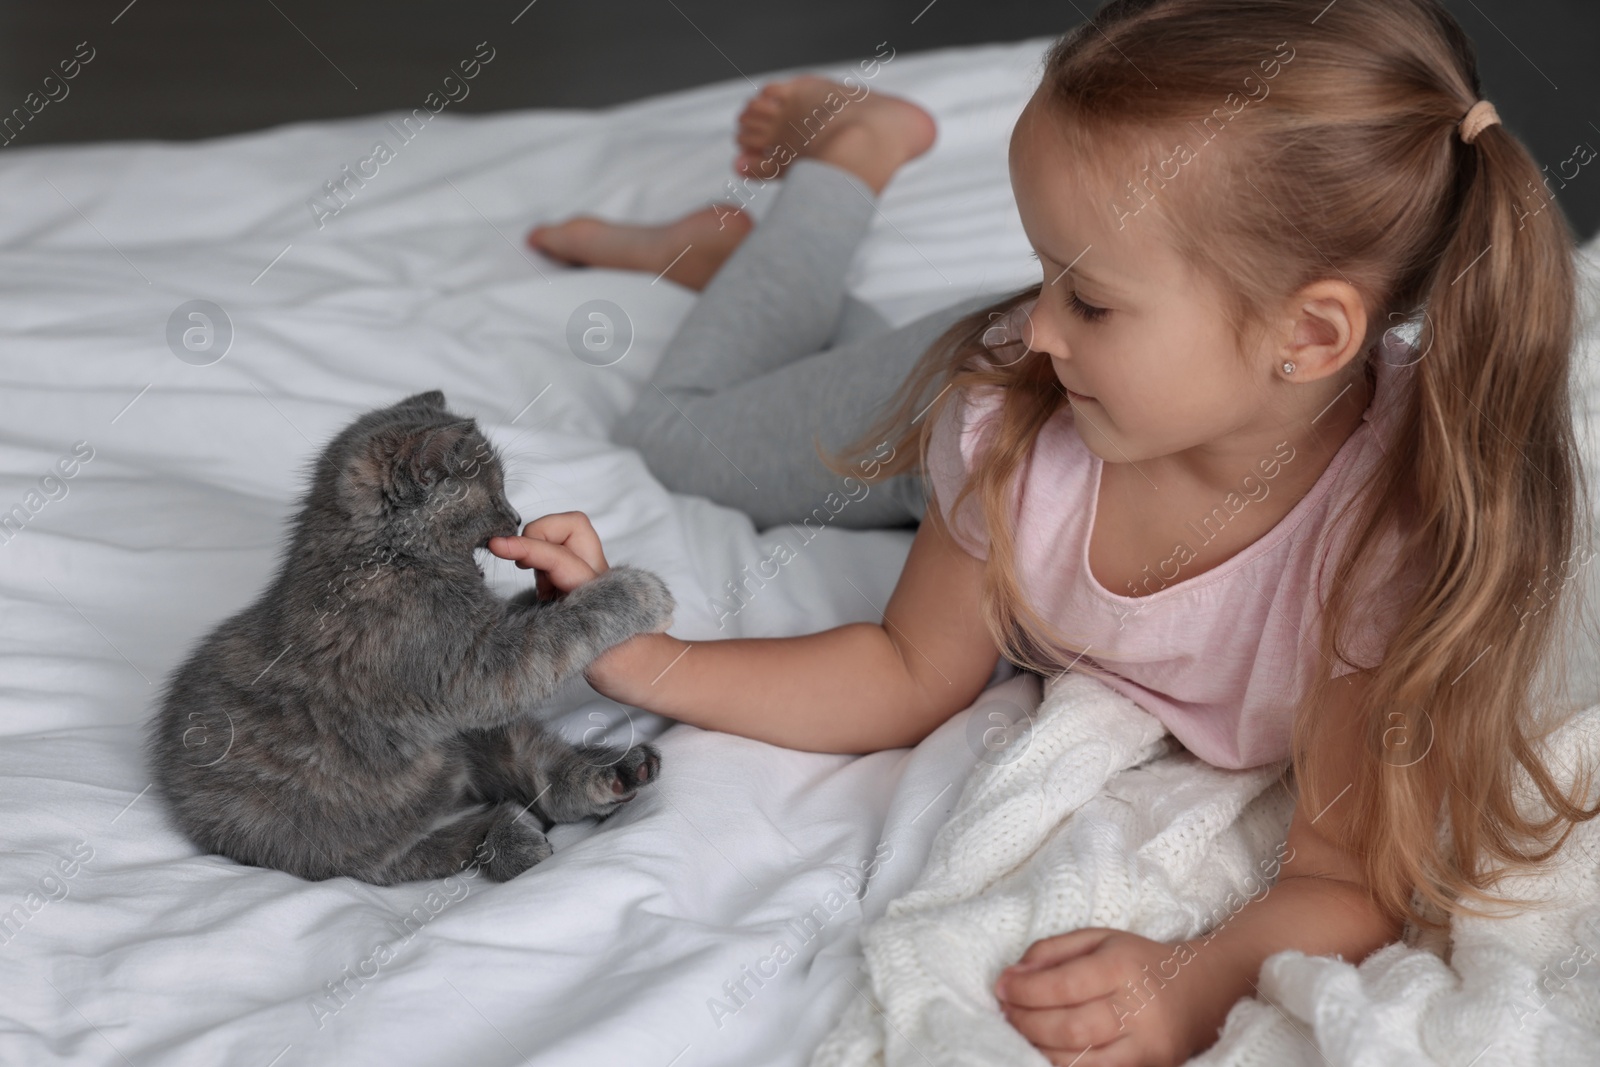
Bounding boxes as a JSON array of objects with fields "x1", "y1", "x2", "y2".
[{"x1": 1007, "y1": 95, "x2": 1281, "y2": 466}]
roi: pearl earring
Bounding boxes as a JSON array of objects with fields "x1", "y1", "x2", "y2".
[{"x1": 1281, "y1": 360, "x2": 1296, "y2": 376}]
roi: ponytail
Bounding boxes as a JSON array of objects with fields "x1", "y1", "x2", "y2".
[{"x1": 1298, "y1": 94, "x2": 1599, "y2": 921}]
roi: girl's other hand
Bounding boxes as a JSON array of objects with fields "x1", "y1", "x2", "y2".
[
  {"x1": 994, "y1": 928, "x2": 1230, "y2": 1066},
  {"x1": 488, "y1": 511, "x2": 609, "y2": 599}
]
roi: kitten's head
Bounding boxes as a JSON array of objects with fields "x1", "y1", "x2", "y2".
[{"x1": 313, "y1": 390, "x2": 522, "y2": 555}]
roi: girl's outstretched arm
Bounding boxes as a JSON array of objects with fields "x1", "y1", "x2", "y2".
[
  {"x1": 490, "y1": 509, "x2": 1002, "y2": 754},
  {"x1": 993, "y1": 669, "x2": 1402, "y2": 1065}
]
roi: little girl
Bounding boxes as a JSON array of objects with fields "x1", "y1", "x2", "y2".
[{"x1": 496, "y1": 0, "x2": 1599, "y2": 1062}]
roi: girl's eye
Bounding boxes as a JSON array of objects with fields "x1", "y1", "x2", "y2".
[
  {"x1": 1032, "y1": 253, "x2": 1109, "y2": 323},
  {"x1": 1067, "y1": 291, "x2": 1109, "y2": 323}
]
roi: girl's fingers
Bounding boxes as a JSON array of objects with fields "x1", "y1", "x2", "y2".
[
  {"x1": 487, "y1": 536, "x2": 598, "y2": 592},
  {"x1": 516, "y1": 512, "x2": 608, "y2": 575},
  {"x1": 997, "y1": 949, "x2": 1119, "y2": 1010},
  {"x1": 486, "y1": 528, "x2": 582, "y2": 571},
  {"x1": 487, "y1": 535, "x2": 536, "y2": 567},
  {"x1": 1003, "y1": 996, "x2": 1127, "y2": 1052},
  {"x1": 1012, "y1": 929, "x2": 1115, "y2": 972},
  {"x1": 1038, "y1": 1035, "x2": 1139, "y2": 1067}
]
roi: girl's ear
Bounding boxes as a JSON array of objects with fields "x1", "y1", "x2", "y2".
[{"x1": 1279, "y1": 279, "x2": 1369, "y2": 382}]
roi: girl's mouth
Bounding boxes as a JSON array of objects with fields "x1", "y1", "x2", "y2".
[{"x1": 1066, "y1": 388, "x2": 1094, "y2": 402}]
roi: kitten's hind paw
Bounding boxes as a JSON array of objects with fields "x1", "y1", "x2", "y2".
[
  {"x1": 608, "y1": 742, "x2": 660, "y2": 797},
  {"x1": 579, "y1": 742, "x2": 662, "y2": 816},
  {"x1": 481, "y1": 804, "x2": 554, "y2": 881}
]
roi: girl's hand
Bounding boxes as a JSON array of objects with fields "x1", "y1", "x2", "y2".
[
  {"x1": 489, "y1": 512, "x2": 675, "y2": 699},
  {"x1": 994, "y1": 928, "x2": 1231, "y2": 1066},
  {"x1": 488, "y1": 511, "x2": 609, "y2": 599}
]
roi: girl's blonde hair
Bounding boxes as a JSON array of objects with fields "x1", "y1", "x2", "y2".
[{"x1": 826, "y1": 0, "x2": 1599, "y2": 927}]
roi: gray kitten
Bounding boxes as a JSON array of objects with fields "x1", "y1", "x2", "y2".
[{"x1": 146, "y1": 390, "x2": 674, "y2": 885}]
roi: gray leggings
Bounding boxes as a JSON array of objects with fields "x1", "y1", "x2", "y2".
[{"x1": 613, "y1": 158, "x2": 1007, "y2": 530}]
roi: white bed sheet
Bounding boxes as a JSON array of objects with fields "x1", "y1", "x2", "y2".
[{"x1": 0, "y1": 39, "x2": 1052, "y2": 1067}]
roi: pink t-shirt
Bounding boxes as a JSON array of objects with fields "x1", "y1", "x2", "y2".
[{"x1": 925, "y1": 331, "x2": 1421, "y2": 770}]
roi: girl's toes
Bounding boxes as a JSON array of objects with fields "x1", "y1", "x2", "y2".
[
  {"x1": 735, "y1": 102, "x2": 773, "y2": 132},
  {"x1": 743, "y1": 92, "x2": 779, "y2": 116},
  {"x1": 738, "y1": 84, "x2": 788, "y2": 128},
  {"x1": 526, "y1": 218, "x2": 584, "y2": 260},
  {"x1": 736, "y1": 120, "x2": 775, "y2": 151}
]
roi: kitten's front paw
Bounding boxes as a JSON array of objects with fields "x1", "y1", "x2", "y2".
[
  {"x1": 594, "y1": 566, "x2": 675, "y2": 636},
  {"x1": 481, "y1": 804, "x2": 554, "y2": 881}
]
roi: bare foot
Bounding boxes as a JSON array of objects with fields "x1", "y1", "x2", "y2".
[
  {"x1": 734, "y1": 75, "x2": 936, "y2": 194},
  {"x1": 526, "y1": 204, "x2": 754, "y2": 291}
]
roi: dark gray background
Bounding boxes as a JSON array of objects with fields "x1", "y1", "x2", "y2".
[{"x1": 1, "y1": 0, "x2": 1595, "y2": 241}]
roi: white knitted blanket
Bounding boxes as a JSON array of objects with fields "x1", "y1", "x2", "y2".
[{"x1": 810, "y1": 671, "x2": 1600, "y2": 1067}]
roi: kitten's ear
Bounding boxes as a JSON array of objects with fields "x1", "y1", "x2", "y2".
[
  {"x1": 398, "y1": 390, "x2": 448, "y2": 412},
  {"x1": 396, "y1": 419, "x2": 477, "y2": 490}
]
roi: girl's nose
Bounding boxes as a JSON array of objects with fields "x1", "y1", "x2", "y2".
[{"x1": 1024, "y1": 318, "x2": 1065, "y2": 363}]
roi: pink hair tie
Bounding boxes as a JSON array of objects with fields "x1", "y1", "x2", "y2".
[{"x1": 1459, "y1": 100, "x2": 1500, "y2": 145}]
